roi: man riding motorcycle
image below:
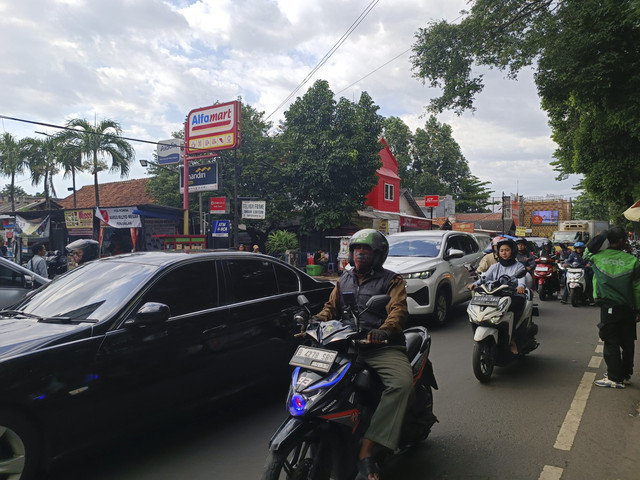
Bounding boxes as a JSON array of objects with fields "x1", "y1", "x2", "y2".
[
  {"x1": 516, "y1": 237, "x2": 536, "y2": 290},
  {"x1": 477, "y1": 236, "x2": 504, "y2": 274},
  {"x1": 312, "y1": 229, "x2": 413, "y2": 480},
  {"x1": 560, "y1": 242, "x2": 594, "y2": 305}
]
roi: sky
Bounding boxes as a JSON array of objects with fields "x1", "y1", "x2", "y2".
[{"x1": 0, "y1": 0, "x2": 583, "y2": 203}]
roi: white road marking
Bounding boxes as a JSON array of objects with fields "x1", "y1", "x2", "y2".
[
  {"x1": 595, "y1": 344, "x2": 603, "y2": 353},
  {"x1": 554, "y1": 371, "x2": 597, "y2": 451},
  {"x1": 539, "y1": 465, "x2": 564, "y2": 480},
  {"x1": 588, "y1": 356, "x2": 603, "y2": 369}
]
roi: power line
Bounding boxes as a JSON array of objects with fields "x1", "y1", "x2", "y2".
[
  {"x1": 335, "y1": 48, "x2": 411, "y2": 96},
  {"x1": 266, "y1": 0, "x2": 380, "y2": 120}
]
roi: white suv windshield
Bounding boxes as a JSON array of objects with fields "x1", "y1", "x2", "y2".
[{"x1": 388, "y1": 237, "x2": 442, "y2": 257}]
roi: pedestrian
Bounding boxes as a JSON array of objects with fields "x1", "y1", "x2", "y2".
[
  {"x1": 586, "y1": 226, "x2": 640, "y2": 389},
  {"x1": 252, "y1": 244, "x2": 260, "y2": 253},
  {"x1": 238, "y1": 244, "x2": 246, "y2": 251},
  {"x1": 26, "y1": 243, "x2": 48, "y2": 277},
  {"x1": 0, "y1": 238, "x2": 7, "y2": 258}
]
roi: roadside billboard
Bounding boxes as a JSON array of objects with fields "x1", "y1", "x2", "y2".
[
  {"x1": 179, "y1": 162, "x2": 218, "y2": 193},
  {"x1": 185, "y1": 100, "x2": 241, "y2": 154},
  {"x1": 157, "y1": 139, "x2": 184, "y2": 165}
]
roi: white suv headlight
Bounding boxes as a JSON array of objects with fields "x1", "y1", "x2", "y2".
[{"x1": 402, "y1": 268, "x2": 436, "y2": 280}]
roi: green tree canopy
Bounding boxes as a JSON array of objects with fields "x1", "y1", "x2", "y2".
[
  {"x1": 410, "y1": 0, "x2": 640, "y2": 219},
  {"x1": 0, "y1": 132, "x2": 29, "y2": 211},
  {"x1": 277, "y1": 80, "x2": 384, "y2": 231}
]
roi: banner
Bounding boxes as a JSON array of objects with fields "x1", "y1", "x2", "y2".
[
  {"x1": 95, "y1": 207, "x2": 142, "y2": 228},
  {"x1": 15, "y1": 215, "x2": 50, "y2": 237},
  {"x1": 65, "y1": 209, "x2": 94, "y2": 236}
]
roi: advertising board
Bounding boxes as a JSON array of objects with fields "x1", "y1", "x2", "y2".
[
  {"x1": 185, "y1": 100, "x2": 241, "y2": 154},
  {"x1": 179, "y1": 162, "x2": 218, "y2": 193}
]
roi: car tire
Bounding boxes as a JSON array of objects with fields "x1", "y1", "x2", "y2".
[
  {"x1": 431, "y1": 287, "x2": 450, "y2": 326},
  {"x1": 0, "y1": 409, "x2": 42, "y2": 480}
]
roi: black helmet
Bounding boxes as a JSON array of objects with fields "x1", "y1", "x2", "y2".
[
  {"x1": 515, "y1": 237, "x2": 527, "y2": 245},
  {"x1": 348, "y1": 229, "x2": 389, "y2": 269},
  {"x1": 542, "y1": 239, "x2": 553, "y2": 248},
  {"x1": 495, "y1": 238, "x2": 517, "y2": 259},
  {"x1": 66, "y1": 239, "x2": 99, "y2": 265}
]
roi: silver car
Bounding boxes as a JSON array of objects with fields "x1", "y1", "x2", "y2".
[
  {"x1": 0, "y1": 256, "x2": 50, "y2": 309},
  {"x1": 384, "y1": 230, "x2": 484, "y2": 324}
]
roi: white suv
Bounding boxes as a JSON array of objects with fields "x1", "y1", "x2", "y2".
[{"x1": 384, "y1": 230, "x2": 484, "y2": 324}]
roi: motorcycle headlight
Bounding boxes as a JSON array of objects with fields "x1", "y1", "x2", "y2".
[{"x1": 402, "y1": 268, "x2": 436, "y2": 280}]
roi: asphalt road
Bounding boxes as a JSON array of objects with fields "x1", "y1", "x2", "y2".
[{"x1": 46, "y1": 297, "x2": 640, "y2": 480}]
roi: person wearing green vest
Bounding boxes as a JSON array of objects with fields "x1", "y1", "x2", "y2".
[{"x1": 586, "y1": 226, "x2": 640, "y2": 389}]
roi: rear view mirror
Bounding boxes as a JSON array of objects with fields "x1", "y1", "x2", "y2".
[{"x1": 125, "y1": 302, "x2": 170, "y2": 328}]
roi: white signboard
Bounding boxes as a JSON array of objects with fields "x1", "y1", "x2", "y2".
[
  {"x1": 95, "y1": 207, "x2": 142, "y2": 228},
  {"x1": 157, "y1": 139, "x2": 184, "y2": 165},
  {"x1": 242, "y1": 201, "x2": 266, "y2": 220}
]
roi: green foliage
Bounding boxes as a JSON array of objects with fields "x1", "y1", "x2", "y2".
[
  {"x1": 0, "y1": 184, "x2": 27, "y2": 197},
  {"x1": 265, "y1": 229, "x2": 299, "y2": 255},
  {"x1": 382, "y1": 115, "x2": 492, "y2": 212},
  {"x1": 0, "y1": 132, "x2": 29, "y2": 210},
  {"x1": 278, "y1": 80, "x2": 384, "y2": 232},
  {"x1": 570, "y1": 192, "x2": 610, "y2": 222},
  {"x1": 410, "y1": 0, "x2": 640, "y2": 218}
]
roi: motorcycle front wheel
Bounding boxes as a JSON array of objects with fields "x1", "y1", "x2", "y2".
[
  {"x1": 570, "y1": 287, "x2": 582, "y2": 307},
  {"x1": 538, "y1": 283, "x2": 548, "y2": 301},
  {"x1": 473, "y1": 339, "x2": 496, "y2": 383},
  {"x1": 263, "y1": 435, "x2": 332, "y2": 480}
]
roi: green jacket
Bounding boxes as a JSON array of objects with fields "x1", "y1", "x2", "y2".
[{"x1": 585, "y1": 247, "x2": 640, "y2": 311}]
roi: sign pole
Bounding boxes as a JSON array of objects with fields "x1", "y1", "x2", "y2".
[
  {"x1": 233, "y1": 150, "x2": 239, "y2": 248},
  {"x1": 183, "y1": 153, "x2": 189, "y2": 234}
]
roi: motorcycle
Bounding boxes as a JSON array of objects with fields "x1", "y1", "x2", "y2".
[
  {"x1": 533, "y1": 255, "x2": 560, "y2": 301},
  {"x1": 263, "y1": 294, "x2": 438, "y2": 480},
  {"x1": 45, "y1": 250, "x2": 68, "y2": 279},
  {"x1": 561, "y1": 262, "x2": 589, "y2": 307},
  {"x1": 468, "y1": 272, "x2": 539, "y2": 382}
]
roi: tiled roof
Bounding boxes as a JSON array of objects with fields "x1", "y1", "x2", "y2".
[{"x1": 58, "y1": 178, "x2": 156, "y2": 209}]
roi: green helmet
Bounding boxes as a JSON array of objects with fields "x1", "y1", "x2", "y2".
[{"x1": 348, "y1": 229, "x2": 389, "y2": 269}]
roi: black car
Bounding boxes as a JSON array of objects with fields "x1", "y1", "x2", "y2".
[{"x1": 0, "y1": 251, "x2": 333, "y2": 479}]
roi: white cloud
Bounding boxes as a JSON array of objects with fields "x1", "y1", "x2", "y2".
[{"x1": 0, "y1": 0, "x2": 581, "y2": 202}]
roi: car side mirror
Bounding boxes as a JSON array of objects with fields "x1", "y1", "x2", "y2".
[
  {"x1": 445, "y1": 248, "x2": 465, "y2": 260},
  {"x1": 125, "y1": 302, "x2": 171, "y2": 328},
  {"x1": 23, "y1": 275, "x2": 34, "y2": 289}
]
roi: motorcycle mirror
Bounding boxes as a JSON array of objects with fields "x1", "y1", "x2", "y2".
[
  {"x1": 516, "y1": 269, "x2": 527, "y2": 279},
  {"x1": 365, "y1": 294, "x2": 391, "y2": 311},
  {"x1": 297, "y1": 294, "x2": 310, "y2": 307}
]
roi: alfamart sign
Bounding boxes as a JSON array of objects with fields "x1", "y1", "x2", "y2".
[{"x1": 185, "y1": 100, "x2": 241, "y2": 154}]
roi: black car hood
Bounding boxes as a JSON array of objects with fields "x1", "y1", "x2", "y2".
[{"x1": 0, "y1": 318, "x2": 93, "y2": 359}]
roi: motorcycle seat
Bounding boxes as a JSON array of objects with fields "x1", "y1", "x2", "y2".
[{"x1": 405, "y1": 332, "x2": 422, "y2": 360}]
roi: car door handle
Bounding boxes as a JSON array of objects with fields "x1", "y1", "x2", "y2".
[{"x1": 203, "y1": 325, "x2": 227, "y2": 335}]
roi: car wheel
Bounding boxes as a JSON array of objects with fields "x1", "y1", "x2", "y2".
[
  {"x1": 0, "y1": 409, "x2": 41, "y2": 480},
  {"x1": 432, "y1": 288, "x2": 450, "y2": 326}
]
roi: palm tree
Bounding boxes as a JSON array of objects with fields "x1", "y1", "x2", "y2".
[
  {"x1": 56, "y1": 133, "x2": 84, "y2": 208},
  {"x1": 24, "y1": 136, "x2": 60, "y2": 209},
  {"x1": 61, "y1": 118, "x2": 135, "y2": 207},
  {"x1": 0, "y1": 132, "x2": 29, "y2": 211}
]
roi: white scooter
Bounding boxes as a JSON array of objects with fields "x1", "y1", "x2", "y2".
[
  {"x1": 563, "y1": 262, "x2": 589, "y2": 307},
  {"x1": 468, "y1": 272, "x2": 539, "y2": 382}
]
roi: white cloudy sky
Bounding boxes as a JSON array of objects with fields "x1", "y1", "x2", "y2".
[{"x1": 0, "y1": 0, "x2": 582, "y2": 202}]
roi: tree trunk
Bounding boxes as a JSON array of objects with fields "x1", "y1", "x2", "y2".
[{"x1": 93, "y1": 150, "x2": 100, "y2": 207}]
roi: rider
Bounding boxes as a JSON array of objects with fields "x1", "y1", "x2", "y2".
[
  {"x1": 558, "y1": 242, "x2": 572, "y2": 261},
  {"x1": 560, "y1": 242, "x2": 594, "y2": 305},
  {"x1": 65, "y1": 238, "x2": 99, "y2": 266},
  {"x1": 477, "y1": 236, "x2": 504, "y2": 274},
  {"x1": 540, "y1": 239, "x2": 556, "y2": 259},
  {"x1": 515, "y1": 238, "x2": 536, "y2": 289},
  {"x1": 312, "y1": 229, "x2": 413, "y2": 480},
  {"x1": 468, "y1": 238, "x2": 528, "y2": 353}
]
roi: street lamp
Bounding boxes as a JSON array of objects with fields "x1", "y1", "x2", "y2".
[{"x1": 139, "y1": 159, "x2": 179, "y2": 174}]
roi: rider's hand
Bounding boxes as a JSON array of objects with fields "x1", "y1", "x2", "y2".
[
  {"x1": 368, "y1": 329, "x2": 389, "y2": 344},
  {"x1": 468, "y1": 283, "x2": 475, "y2": 290},
  {"x1": 517, "y1": 286, "x2": 525, "y2": 294}
]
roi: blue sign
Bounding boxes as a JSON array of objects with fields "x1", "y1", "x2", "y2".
[
  {"x1": 212, "y1": 220, "x2": 229, "y2": 237},
  {"x1": 157, "y1": 139, "x2": 183, "y2": 165},
  {"x1": 179, "y1": 162, "x2": 218, "y2": 193}
]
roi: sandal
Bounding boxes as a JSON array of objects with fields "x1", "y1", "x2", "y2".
[{"x1": 357, "y1": 457, "x2": 380, "y2": 480}]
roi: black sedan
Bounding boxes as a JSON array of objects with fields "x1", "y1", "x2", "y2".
[{"x1": 0, "y1": 251, "x2": 333, "y2": 479}]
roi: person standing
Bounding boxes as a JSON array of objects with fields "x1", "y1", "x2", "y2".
[
  {"x1": 26, "y1": 243, "x2": 48, "y2": 278},
  {"x1": 586, "y1": 227, "x2": 640, "y2": 389}
]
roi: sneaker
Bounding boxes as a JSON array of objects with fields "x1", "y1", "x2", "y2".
[
  {"x1": 560, "y1": 299, "x2": 568, "y2": 304},
  {"x1": 594, "y1": 377, "x2": 626, "y2": 389},
  {"x1": 604, "y1": 372, "x2": 631, "y2": 385}
]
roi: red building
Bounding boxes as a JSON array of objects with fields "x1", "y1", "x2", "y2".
[{"x1": 365, "y1": 138, "x2": 400, "y2": 212}]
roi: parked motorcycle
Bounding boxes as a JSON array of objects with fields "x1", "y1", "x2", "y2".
[
  {"x1": 468, "y1": 272, "x2": 539, "y2": 382},
  {"x1": 533, "y1": 255, "x2": 560, "y2": 300},
  {"x1": 263, "y1": 294, "x2": 438, "y2": 480}
]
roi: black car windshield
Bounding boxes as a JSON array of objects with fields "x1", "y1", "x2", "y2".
[
  {"x1": 10, "y1": 261, "x2": 158, "y2": 322},
  {"x1": 388, "y1": 237, "x2": 442, "y2": 257}
]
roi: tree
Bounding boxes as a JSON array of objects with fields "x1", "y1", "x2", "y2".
[
  {"x1": 410, "y1": 0, "x2": 640, "y2": 217},
  {"x1": 382, "y1": 117, "x2": 414, "y2": 188},
  {"x1": 570, "y1": 192, "x2": 610, "y2": 221},
  {"x1": 23, "y1": 136, "x2": 60, "y2": 209},
  {"x1": 0, "y1": 132, "x2": 29, "y2": 211},
  {"x1": 55, "y1": 132, "x2": 85, "y2": 209},
  {"x1": 0, "y1": 184, "x2": 27, "y2": 197},
  {"x1": 278, "y1": 80, "x2": 384, "y2": 231},
  {"x1": 60, "y1": 118, "x2": 135, "y2": 207}
]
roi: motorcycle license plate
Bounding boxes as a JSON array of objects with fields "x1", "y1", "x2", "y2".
[
  {"x1": 536, "y1": 266, "x2": 549, "y2": 272},
  {"x1": 471, "y1": 295, "x2": 501, "y2": 307},
  {"x1": 289, "y1": 346, "x2": 338, "y2": 373}
]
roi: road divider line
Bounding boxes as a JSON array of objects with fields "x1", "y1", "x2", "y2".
[
  {"x1": 554, "y1": 371, "x2": 596, "y2": 451},
  {"x1": 595, "y1": 344, "x2": 603, "y2": 353},
  {"x1": 588, "y1": 356, "x2": 602, "y2": 369},
  {"x1": 539, "y1": 465, "x2": 564, "y2": 480}
]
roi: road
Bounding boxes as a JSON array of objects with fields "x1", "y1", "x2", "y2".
[{"x1": 47, "y1": 298, "x2": 640, "y2": 479}]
